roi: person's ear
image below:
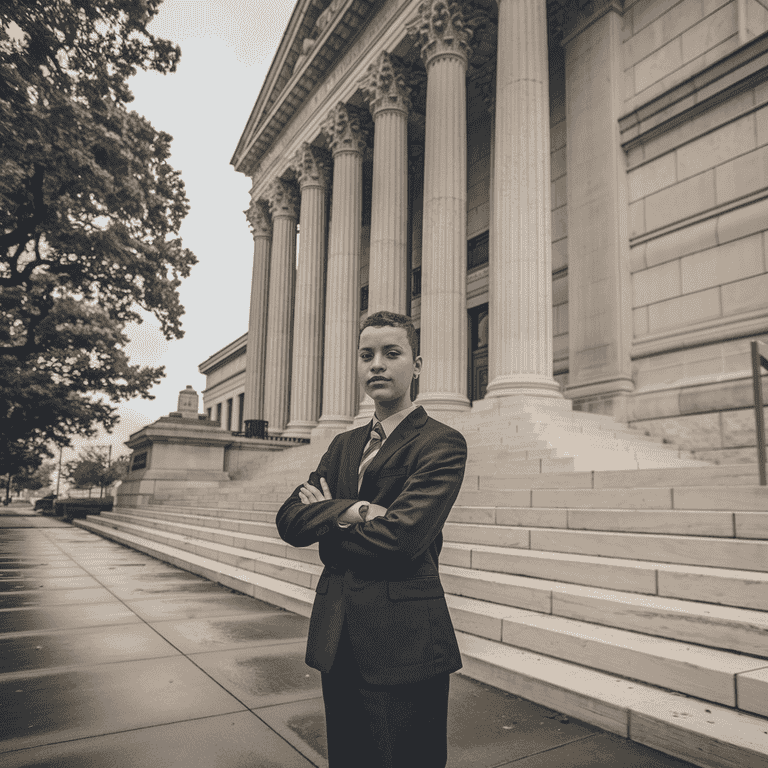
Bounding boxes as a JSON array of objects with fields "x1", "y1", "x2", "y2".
[{"x1": 413, "y1": 355, "x2": 422, "y2": 378}]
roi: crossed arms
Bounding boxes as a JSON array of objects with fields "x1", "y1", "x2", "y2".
[{"x1": 276, "y1": 429, "x2": 467, "y2": 569}]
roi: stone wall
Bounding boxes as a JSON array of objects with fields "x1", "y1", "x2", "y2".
[
  {"x1": 622, "y1": 0, "x2": 768, "y2": 461},
  {"x1": 623, "y1": 0, "x2": 744, "y2": 110}
]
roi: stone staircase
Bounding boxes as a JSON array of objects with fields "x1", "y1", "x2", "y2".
[{"x1": 76, "y1": 431, "x2": 768, "y2": 768}]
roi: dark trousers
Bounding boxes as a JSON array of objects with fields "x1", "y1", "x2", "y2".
[{"x1": 320, "y1": 622, "x2": 450, "y2": 768}]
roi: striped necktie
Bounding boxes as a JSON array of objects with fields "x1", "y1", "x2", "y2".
[{"x1": 358, "y1": 421, "x2": 385, "y2": 491}]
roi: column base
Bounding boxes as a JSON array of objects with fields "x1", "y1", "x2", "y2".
[
  {"x1": 485, "y1": 374, "x2": 564, "y2": 401},
  {"x1": 282, "y1": 420, "x2": 318, "y2": 440},
  {"x1": 415, "y1": 392, "x2": 471, "y2": 425},
  {"x1": 471, "y1": 392, "x2": 573, "y2": 418},
  {"x1": 310, "y1": 416, "x2": 355, "y2": 445},
  {"x1": 565, "y1": 376, "x2": 635, "y2": 423}
]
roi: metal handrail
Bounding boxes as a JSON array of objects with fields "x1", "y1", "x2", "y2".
[{"x1": 750, "y1": 340, "x2": 768, "y2": 485}]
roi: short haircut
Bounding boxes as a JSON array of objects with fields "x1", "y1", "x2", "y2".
[{"x1": 359, "y1": 311, "x2": 419, "y2": 360}]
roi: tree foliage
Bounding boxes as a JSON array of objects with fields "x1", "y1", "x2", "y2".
[
  {"x1": 66, "y1": 448, "x2": 128, "y2": 495},
  {"x1": 0, "y1": 0, "x2": 197, "y2": 470},
  {"x1": 13, "y1": 460, "x2": 55, "y2": 493}
]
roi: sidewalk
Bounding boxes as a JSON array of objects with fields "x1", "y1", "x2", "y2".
[{"x1": 0, "y1": 505, "x2": 699, "y2": 768}]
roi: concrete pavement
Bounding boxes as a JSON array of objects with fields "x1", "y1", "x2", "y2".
[{"x1": 0, "y1": 503, "x2": 699, "y2": 767}]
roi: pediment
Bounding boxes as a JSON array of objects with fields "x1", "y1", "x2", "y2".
[{"x1": 232, "y1": 0, "x2": 376, "y2": 177}]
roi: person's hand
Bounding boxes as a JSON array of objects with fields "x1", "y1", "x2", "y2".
[
  {"x1": 299, "y1": 477, "x2": 333, "y2": 505},
  {"x1": 362, "y1": 503, "x2": 387, "y2": 522}
]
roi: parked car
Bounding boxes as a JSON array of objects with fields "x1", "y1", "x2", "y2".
[
  {"x1": 53, "y1": 497, "x2": 113, "y2": 521},
  {"x1": 34, "y1": 494, "x2": 58, "y2": 513}
]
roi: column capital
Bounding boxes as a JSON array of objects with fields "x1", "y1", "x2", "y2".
[
  {"x1": 406, "y1": 0, "x2": 475, "y2": 68},
  {"x1": 321, "y1": 102, "x2": 368, "y2": 156},
  {"x1": 291, "y1": 143, "x2": 330, "y2": 190},
  {"x1": 245, "y1": 198, "x2": 272, "y2": 238},
  {"x1": 360, "y1": 51, "x2": 412, "y2": 118},
  {"x1": 267, "y1": 177, "x2": 300, "y2": 219}
]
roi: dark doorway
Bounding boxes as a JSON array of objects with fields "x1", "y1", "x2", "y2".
[{"x1": 468, "y1": 304, "x2": 488, "y2": 402}]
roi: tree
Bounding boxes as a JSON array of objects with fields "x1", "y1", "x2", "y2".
[
  {"x1": 0, "y1": 0, "x2": 197, "y2": 469},
  {"x1": 66, "y1": 448, "x2": 128, "y2": 497},
  {"x1": 13, "y1": 460, "x2": 54, "y2": 494}
]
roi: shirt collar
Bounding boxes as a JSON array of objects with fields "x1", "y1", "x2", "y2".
[{"x1": 372, "y1": 403, "x2": 418, "y2": 440}]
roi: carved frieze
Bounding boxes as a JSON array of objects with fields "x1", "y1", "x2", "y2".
[
  {"x1": 245, "y1": 198, "x2": 272, "y2": 237},
  {"x1": 267, "y1": 178, "x2": 300, "y2": 219},
  {"x1": 359, "y1": 51, "x2": 412, "y2": 118},
  {"x1": 293, "y1": 0, "x2": 345, "y2": 75},
  {"x1": 321, "y1": 102, "x2": 368, "y2": 156},
  {"x1": 291, "y1": 143, "x2": 330, "y2": 190}
]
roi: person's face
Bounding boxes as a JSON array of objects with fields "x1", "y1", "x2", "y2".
[{"x1": 357, "y1": 325, "x2": 422, "y2": 412}]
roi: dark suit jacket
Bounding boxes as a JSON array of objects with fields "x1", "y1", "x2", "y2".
[{"x1": 276, "y1": 406, "x2": 467, "y2": 686}]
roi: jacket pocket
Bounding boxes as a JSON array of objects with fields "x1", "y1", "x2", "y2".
[
  {"x1": 387, "y1": 577, "x2": 444, "y2": 601},
  {"x1": 315, "y1": 574, "x2": 330, "y2": 594}
]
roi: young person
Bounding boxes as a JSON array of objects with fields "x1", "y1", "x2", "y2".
[{"x1": 276, "y1": 311, "x2": 467, "y2": 768}]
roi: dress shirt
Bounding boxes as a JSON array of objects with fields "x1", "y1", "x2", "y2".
[{"x1": 338, "y1": 403, "x2": 419, "y2": 527}]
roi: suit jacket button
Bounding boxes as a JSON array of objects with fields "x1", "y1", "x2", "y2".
[{"x1": 317, "y1": 524, "x2": 329, "y2": 536}]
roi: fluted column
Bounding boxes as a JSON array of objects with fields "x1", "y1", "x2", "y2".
[
  {"x1": 263, "y1": 178, "x2": 299, "y2": 436},
  {"x1": 407, "y1": 1, "x2": 472, "y2": 413},
  {"x1": 312, "y1": 104, "x2": 367, "y2": 439},
  {"x1": 486, "y1": 0, "x2": 562, "y2": 401},
  {"x1": 361, "y1": 52, "x2": 411, "y2": 315},
  {"x1": 284, "y1": 145, "x2": 329, "y2": 438},
  {"x1": 242, "y1": 199, "x2": 271, "y2": 422}
]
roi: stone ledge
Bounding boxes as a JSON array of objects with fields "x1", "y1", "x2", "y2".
[{"x1": 620, "y1": 30, "x2": 768, "y2": 149}]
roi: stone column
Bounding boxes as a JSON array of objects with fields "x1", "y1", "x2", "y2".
[
  {"x1": 284, "y1": 145, "x2": 329, "y2": 439},
  {"x1": 563, "y1": 0, "x2": 634, "y2": 420},
  {"x1": 242, "y1": 199, "x2": 271, "y2": 423},
  {"x1": 263, "y1": 178, "x2": 299, "y2": 436},
  {"x1": 485, "y1": 0, "x2": 562, "y2": 402},
  {"x1": 360, "y1": 51, "x2": 411, "y2": 315},
  {"x1": 407, "y1": 0, "x2": 473, "y2": 413},
  {"x1": 312, "y1": 104, "x2": 367, "y2": 440}
]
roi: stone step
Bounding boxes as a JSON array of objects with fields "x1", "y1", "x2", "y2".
[
  {"x1": 457, "y1": 632, "x2": 768, "y2": 768},
  {"x1": 460, "y1": 465, "x2": 761, "y2": 490},
  {"x1": 439, "y1": 564, "x2": 768, "y2": 657},
  {"x1": 446, "y1": 593, "x2": 768, "y2": 711},
  {"x1": 74, "y1": 517, "x2": 768, "y2": 767},
  {"x1": 98, "y1": 511, "x2": 768, "y2": 655},
  {"x1": 112, "y1": 506, "x2": 768, "y2": 611},
  {"x1": 89, "y1": 514, "x2": 322, "y2": 588},
  {"x1": 442, "y1": 541, "x2": 768, "y2": 612},
  {"x1": 108, "y1": 507, "x2": 278, "y2": 535},
  {"x1": 74, "y1": 517, "x2": 317, "y2": 618},
  {"x1": 456, "y1": 485, "x2": 768, "y2": 511},
  {"x1": 83, "y1": 514, "x2": 768, "y2": 696},
  {"x1": 447, "y1": 507, "x2": 765, "y2": 538}
]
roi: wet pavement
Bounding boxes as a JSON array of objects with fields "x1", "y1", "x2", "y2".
[{"x1": 0, "y1": 503, "x2": 699, "y2": 767}]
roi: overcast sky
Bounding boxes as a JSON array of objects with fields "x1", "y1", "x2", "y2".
[{"x1": 69, "y1": 0, "x2": 294, "y2": 460}]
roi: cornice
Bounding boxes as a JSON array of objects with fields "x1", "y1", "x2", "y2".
[
  {"x1": 198, "y1": 333, "x2": 248, "y2": 375},
  {"x1": 232, "y1": 0, "x2": 378, "y2": 176}
]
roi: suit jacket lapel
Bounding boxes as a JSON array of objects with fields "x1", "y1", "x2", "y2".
[
  {"x1": 340, "y1": 424, "x2": 369, "y2": 499},
  {"x1": 362, "y1": 406, "x2": 425, "y2": 483}
]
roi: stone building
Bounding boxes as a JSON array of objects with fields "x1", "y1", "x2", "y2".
[
  {"x1": 102, "y1": 4, "x2": 768, "y2": 758},
  {"x1": 200, "y1": 0, "x2": 768, "y2": 465}
]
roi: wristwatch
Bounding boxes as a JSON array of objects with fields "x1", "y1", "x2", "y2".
[{"x1": 358, "y1": 503, "x2": 369, "y2": 523}]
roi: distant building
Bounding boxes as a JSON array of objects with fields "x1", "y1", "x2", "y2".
[{"x1": 201, "y1": 0, "x2": 768, "y2": 464}]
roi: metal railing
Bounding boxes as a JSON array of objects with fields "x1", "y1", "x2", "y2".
[
  {"x1": 750, "y1": 340, "x2": 768, "y2": 485},
  {"x1": 231, "y1": 420, "x2": 310, "y2": 445}
]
